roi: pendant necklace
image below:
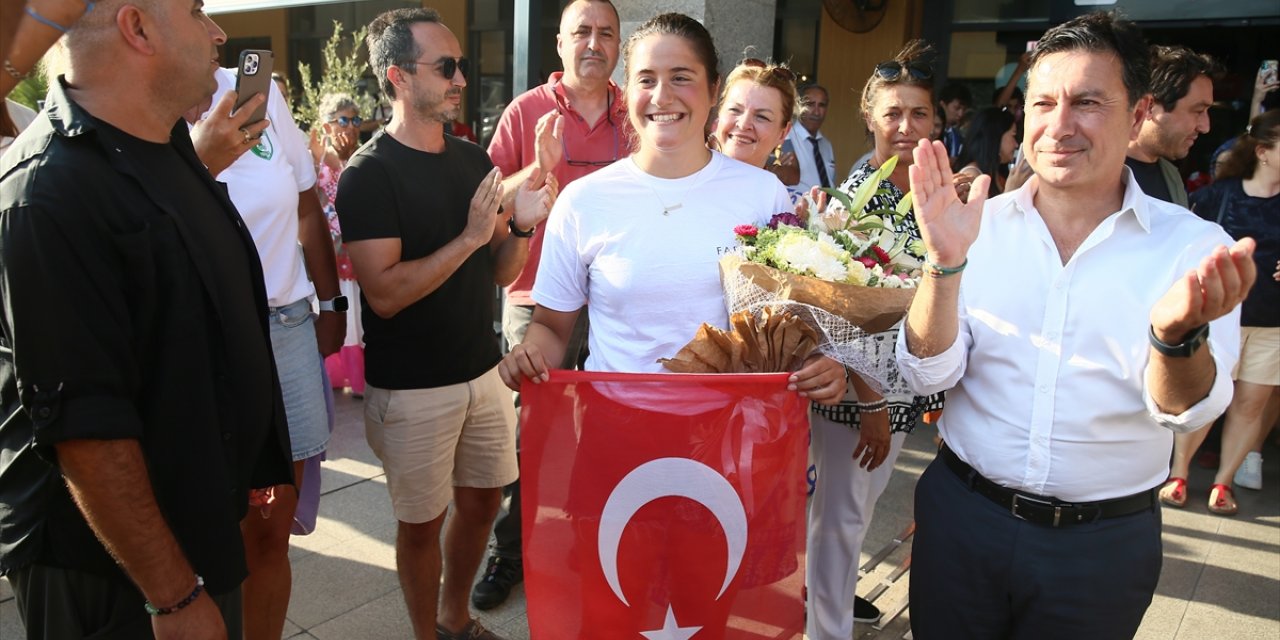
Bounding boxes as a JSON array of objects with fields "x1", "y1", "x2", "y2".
[{"x1": 640, "y1": 175, "x2": 701, "y2": 216}]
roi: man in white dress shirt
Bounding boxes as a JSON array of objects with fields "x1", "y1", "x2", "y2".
[
  {"x1": 897, "y1": 12, "x2": 1257, "y2": 639},
  {"x1": 786, "y1": 84, "x2": 836, "y2": 193}
]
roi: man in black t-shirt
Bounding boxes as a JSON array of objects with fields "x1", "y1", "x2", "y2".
[
  {"x1": 336, "y1": 8, "x2": 553, "y2": 640},
  {"x1": 1126, "y1": 45, "x2": 1222, "y2": 207},
  {"x1": 0, "y1": 1, "x2": 292, "y2": 637}
]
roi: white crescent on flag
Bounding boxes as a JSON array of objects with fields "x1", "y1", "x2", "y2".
[{"x1": 596, "y1": 457, "x2": 748, "y2": 607}]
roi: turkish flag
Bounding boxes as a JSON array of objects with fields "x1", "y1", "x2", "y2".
[{"x1": 520, "y1": 371, "x2": 808, "y2": 640}]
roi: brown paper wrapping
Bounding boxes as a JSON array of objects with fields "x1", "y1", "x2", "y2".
[
  {"x1": 723, "y1": 255, "x2": 915, "y2": 334},
  {"x1": 659, "y1": 309, "x2": 819, "y2": 374}
]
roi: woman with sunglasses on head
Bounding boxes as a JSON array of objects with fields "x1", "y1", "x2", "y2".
[
  {"x1": 806, "y1": 39, "x2": 944, "y2": 639},
  {"x1": 711, "y1": 58, "x2": 802, "y2": 188},
  {"x1": 500, "y1": 13, "x2": 845, "y2": 395},
  {"x1": 952, "y1": 106, "x2": 1018, "y2": 200},
  {"x1": 312, "y1": 93, "x2": 368, "y2": 398}
]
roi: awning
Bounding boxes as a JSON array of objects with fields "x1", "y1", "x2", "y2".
[{"x1": 205, "y1": 0, "x2": 357, "y2": 15}]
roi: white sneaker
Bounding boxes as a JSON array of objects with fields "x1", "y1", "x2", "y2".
[{"x1": 1235, "y1": 451, "x2": 1263, "y2": 490}]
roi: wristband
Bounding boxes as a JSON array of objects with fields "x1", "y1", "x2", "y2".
[
  {"x1": 923, "y1": 256, "x2": 967, "y2": 277},
  {"x1": 145, "y1": 575, "x2": 204, "y2": 616}
]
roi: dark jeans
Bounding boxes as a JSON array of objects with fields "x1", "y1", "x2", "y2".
[
  {"x1": 493, "y1": 302, "x2": 589, "y2": 559},
  {"x1": 910, "y1": 454, "x2": 1162, "y2": 640},
  {"x1": 8, "y1": 563, "x2": 243, "y2": 639}
]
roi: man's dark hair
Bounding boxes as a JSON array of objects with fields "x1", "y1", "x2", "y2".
[
  {"x1": 1030, "y1": 11, "x2": 1150, "y2": 107},
  {"x1": 938, "y1": 82, "x2": 972, "y2": 107},
  {"x1": 1148, "y1": 45, "x2": 1222, "y2": 112},
  {"x1": 366, "y1": 7, "x2": 441, "y2": 100}
]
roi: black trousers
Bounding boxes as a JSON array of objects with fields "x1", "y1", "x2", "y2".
[
  {"x1": 910, "y1": 455, "x2": 1162, "y2": 640},
  {"x1": 8, "y1": 563, "x2": 243, "y2": 639}
]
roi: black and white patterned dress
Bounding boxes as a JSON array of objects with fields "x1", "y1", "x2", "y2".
[{"x1": 811, "y1": 161, "x2": 944, "y2": 433}]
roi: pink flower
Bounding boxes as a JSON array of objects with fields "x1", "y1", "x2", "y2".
[
  {"x1": 856, "y1": 257, "x2": 879, "y2": 269},
  {"x1": 734, "y1": 224, "x2": 759, "y2": 237}
]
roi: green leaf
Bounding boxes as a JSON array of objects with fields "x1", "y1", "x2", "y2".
[
  {"x1": 851, "y1": 221, "x2": 888, "y2": 233},
  {"x1": 895, "y1": 191, "x2": 914, "y2": 218},
  {"x1": 820, "y1": 187, "x2": 853, "y2": 212}
]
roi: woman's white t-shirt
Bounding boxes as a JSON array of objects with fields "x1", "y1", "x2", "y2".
[
  {"x1": 195, "y1": 69, "x2": 317, "y2": 307},
  {"x1": 533, "y1": 151, "x2": 791, "y2": 373}
]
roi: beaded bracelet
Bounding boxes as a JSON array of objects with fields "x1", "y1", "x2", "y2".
[
  {"x1": 145, "y1": 575, "x2": 204, "y2": 616},
  {"x1": 855, "y1": 399, "x2": 888, "y2": 413},
  {"x1": 922, "y1": 256, "x2": 968, "y2": 278},
  {"x1": 3, "y1": 59, "x2": 28, "y2": 81}
]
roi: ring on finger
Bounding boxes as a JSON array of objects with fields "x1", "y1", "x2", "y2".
[{"x1": 240, "y1": 127, "x2": 253, "y2": 144}]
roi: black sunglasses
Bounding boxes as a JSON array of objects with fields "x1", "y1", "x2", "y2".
[
  {"x1": 556, "y1": 95, "x2": 621, "y2": 167},
  {"x1": 874, "y1": 61, "x2": 933, "y2": 82},
  {"x1": 330, "y1": 116, "x2": 363, "y2": 127},
  {"x1": 406, "y1": 56, "x2": 469, "y2": 80}
]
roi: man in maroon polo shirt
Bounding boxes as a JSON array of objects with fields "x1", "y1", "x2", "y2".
[{"x1": 472, "y1": 0, "x2": 629, "y2": 610}]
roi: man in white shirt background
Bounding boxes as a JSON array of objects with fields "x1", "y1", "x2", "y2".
[
  {"x1": 897, "y1": 11, "x2": 1256, "y2": 639},
  {"x1": 786, "y1": 83, "x2": 836, "y2": 193}
]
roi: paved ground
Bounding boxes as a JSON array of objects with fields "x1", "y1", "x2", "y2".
[{"x1": 3, "y1": 391, "x2": 1278, "y2": 639}]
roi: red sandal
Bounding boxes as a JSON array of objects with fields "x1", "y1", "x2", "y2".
[
  {"x1": 1208, "y1": 483, "x2": 1238, "y2": 516},
  {"x1": 1158, "y1": 477, "x2": 1188, "y2": 508}
]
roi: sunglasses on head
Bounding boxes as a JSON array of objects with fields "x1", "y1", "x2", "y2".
[
  {"x1": 406, "y1": 56, "x2": 470, "y2": 80},
  {"x1": 874, "y1": 61, "x2": 933, "y2": 82},
  {"x1": 741, "y1": 57, "x2": 797, "y2": 83},
  {"x1": 330, "y1": 116, "x2": 363, "y2": 128}
]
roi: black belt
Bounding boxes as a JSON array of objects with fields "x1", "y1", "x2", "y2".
[{"x1": 939, "y1": 445, "x2": 1155, "y2": 528}]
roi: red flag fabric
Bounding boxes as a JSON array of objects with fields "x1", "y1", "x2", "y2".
[{"x1": 520, "y1": 371, "x2": 809, "y2": 640}]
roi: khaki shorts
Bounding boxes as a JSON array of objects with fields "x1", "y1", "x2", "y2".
[
  {"x1": 364, "y1": 366, "x2": 518, "y2": 523},
  {"x1": 1233, "y1": 326, "x2": 1280, "y2": 386}
]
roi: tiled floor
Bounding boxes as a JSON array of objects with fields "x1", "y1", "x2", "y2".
[{"x1": 3, "y1": 391, "x2": 1277, "y2": 639}]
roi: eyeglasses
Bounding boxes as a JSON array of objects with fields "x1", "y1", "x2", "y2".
[
  {"x1": 404, "y1": 56, "x2": 469, "y2": 80},
  {"x1": 555, "y1": 92, "x2": 621, "y2": 167},
  {"x1": 329, "y1": 116, "x2": 363, "y2": 128},
  {"x1": 741, "y1": 57, "x2": 797, "y2": 83},
  {"x1": 873, "y1": 61, "x2": 933, "y2": 82}
]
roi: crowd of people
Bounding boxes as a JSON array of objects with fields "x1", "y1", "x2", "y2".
[{"x1": 0, "y1": 0, "x2": 1275, "y2": 639}]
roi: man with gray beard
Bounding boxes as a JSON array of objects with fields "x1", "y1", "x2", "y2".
[{"x1": 334, "y1": 8, "x2": 554, "y2": 640}]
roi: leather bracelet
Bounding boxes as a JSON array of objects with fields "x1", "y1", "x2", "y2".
[
  {"x1": 508, "y1": 217, "x2": 535, "y2": 238},
  {"x1": 923, "y1": 256, "x2": 967, "y2": 277},
  {"x1": 145, "y1": 575, "x2": 204, "y2": 616}
]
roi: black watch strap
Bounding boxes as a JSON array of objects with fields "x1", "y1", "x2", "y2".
[
  {"x1": 508, "y1": 217, "x2": 536, "y2": 238},
  {"x1": 1148, "y1": 323, "x2": 1209, "y2": 358}
]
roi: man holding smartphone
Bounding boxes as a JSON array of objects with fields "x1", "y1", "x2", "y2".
[
  {"x1": 0, "y1": 0, "x2": 292, "y2": 637},
  {"x1": 183, "y1": 56, "x2": 345, "y2": 640},
  {"x1": 337, "y1": 8, "x2": 554, "y2": 640}
]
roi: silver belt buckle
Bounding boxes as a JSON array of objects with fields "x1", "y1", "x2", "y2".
[{"x1": 1010, "y1": 493, "x2": 1063, "y2": 527}]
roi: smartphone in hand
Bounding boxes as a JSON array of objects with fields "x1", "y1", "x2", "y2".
[{"x1": 234, "y1": 49, "x2": 275, "y2": 125}]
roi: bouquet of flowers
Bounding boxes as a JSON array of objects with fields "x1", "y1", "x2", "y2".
[{"x1": 718, "y1": 156, "x2": 922, "y2": 391}]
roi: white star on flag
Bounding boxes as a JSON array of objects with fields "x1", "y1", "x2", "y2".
[{"x1": 639, "y1": 605, "x2": 702, "y2": 640}]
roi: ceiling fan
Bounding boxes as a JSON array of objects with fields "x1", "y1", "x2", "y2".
[{"x1": 823, "y1": 0, "x2": 889, "y2": 33}]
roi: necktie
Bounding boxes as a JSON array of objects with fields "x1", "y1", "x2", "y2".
[{"x1": 809, "y1": 136, "x2": 831, "y2": 188}]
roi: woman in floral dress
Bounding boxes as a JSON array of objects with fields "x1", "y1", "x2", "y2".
[
  {"x1": 806, "y1": 40, "x2": 945, "y2": 639},
  {"x1": 312, "y1": 93, "x2": 366, "y2": 396}
]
